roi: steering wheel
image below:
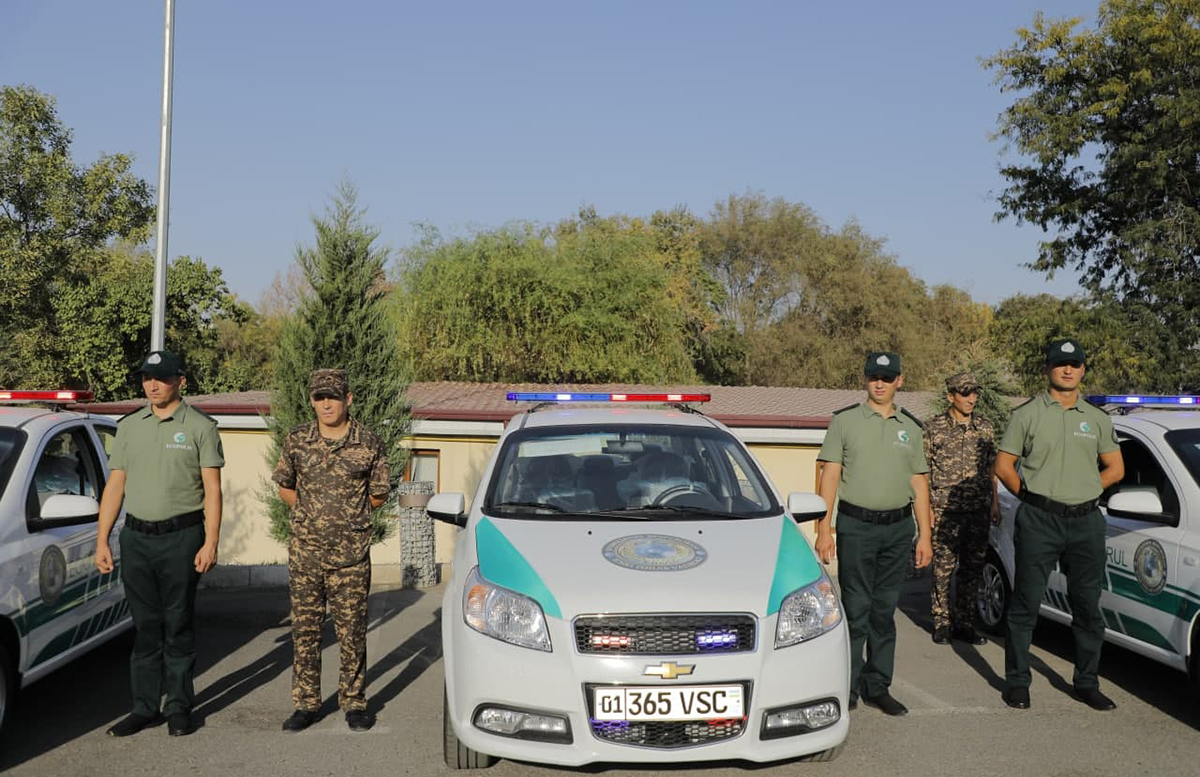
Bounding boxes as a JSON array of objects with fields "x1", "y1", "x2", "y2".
[{"x1": 651, "y1": 484, "x2": 724, "y2": 511}]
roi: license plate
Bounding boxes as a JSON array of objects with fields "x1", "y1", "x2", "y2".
[{"x1": 593, "y1": 684, "x2": 744, "y2": 722}]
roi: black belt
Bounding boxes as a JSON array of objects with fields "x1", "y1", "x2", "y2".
[
  {"x1": 1019, "y1": 490, "x2": 1098, "y2": 518},
  {"x1": 838, "y1": 501, "x2": 913, "y2": 525},
  {"x1": 126, "y1": 510, "x2": 205, "y2": 535}
]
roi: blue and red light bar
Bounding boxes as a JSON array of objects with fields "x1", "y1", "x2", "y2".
[
  {"x1": 1087, "y1": 395, "x2": 1198, "y2": 406},
  {"x1": 507, "y1": 392, "x2": 711, "y2": 403},
  {"x1": 0, "y1": 390, "x2": 94, "y2": 402}
]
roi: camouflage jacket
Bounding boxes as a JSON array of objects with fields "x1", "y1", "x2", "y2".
[
  {"x1": 272, "y1": 419, "x2": 390, "y2": 567},
  {"x1": 922, "y1": 411, "x2": 996, "y2": 513}
]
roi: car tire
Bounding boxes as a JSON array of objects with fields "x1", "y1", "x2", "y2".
[
  {"x1": 977, "y1": 550, "x2": 1010, "y2": 635},
  {"x1": 0, "y1": 641, "x2": 13, "y2": 736},
  {"x1": 443, "y1": 688, "x2": 496, "y2": 769},
  {"x1": 1188, "y1": 623, "x2": 1200, "y2": 697}
]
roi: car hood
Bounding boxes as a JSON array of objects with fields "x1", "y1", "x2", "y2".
[{"x1": 471, "y1": 513, "x2": 822, "y2": 619}]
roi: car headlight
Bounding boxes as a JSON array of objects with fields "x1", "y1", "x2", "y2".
[
  {"x1": 775, "y1": 570, "x2": 842, "y2": 648},
  {"x1": 463, "y1": 566, "x2": 552, "y2": 652}
]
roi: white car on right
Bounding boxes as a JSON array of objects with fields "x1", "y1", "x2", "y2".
[{"x1": 980, "y1": 396, "x2": 1200, "y2": 691}]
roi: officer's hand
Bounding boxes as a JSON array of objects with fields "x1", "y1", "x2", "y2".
[
  {"x1": 814, "y1": 531, "x2": 836, "y2": 565},
  {"x1": 990, "y1": 503, "x2": 1002, "y2": 526},
  {"x1": 95, "y1": 541, "x2": 114, "y2": 574},
  {"x1": 194, "y1": 542, "x2": 219, "y2": 574},
  {"x1": 914, "y1": 536, "x2": 933, "y2": 569}
]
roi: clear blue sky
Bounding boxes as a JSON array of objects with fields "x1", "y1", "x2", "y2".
[{"x1": 3, "y1": 0, "x2": 1100, "y2": 307}]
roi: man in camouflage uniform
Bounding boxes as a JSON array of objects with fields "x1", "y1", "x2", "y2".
[
  {"x1": 923, "y1": 372, "x2": 998, "y2": 646},
  {"x1": 272, "y1": 368, "x2": 390, "y2": 733}
]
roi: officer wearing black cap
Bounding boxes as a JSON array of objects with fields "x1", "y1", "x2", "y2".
[
  {"x1": 994, "y1": 338, "x2": 1124, "y2": 711},
  {"x1": 816, "y1": 351, "x2": 933, "y2": 716},
  {"x1": 94, "y1": 350, "x2": 224, "y2": 737}
]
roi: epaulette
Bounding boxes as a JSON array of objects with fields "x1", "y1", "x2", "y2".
[
  {"x1": 832, "y1": 403, "x2": 859, "y2": 416},
  {"x1": 187, "y1": 403, "x2": 219, "y2": 424},
  {"x1": 899, "y1": 407, "x2": 924, "y2": 429},
  {"x1": 1011, "y1": 396, "x2": 1036, "y2": 411},
  {"x1": 118, "y1": 404, "x2": 146, "y2": 422}
]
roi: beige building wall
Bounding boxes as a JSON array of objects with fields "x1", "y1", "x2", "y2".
[{"x1": 213, "y1": 428, "x2": 499, "y2": 567}]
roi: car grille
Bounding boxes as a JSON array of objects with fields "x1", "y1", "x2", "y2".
[
  {"x1": 574, "y1": 614, "x2": 756, "y2": 655},
  {"x1": 585, "y1": 683, "x2": 751, "y2": 749}
]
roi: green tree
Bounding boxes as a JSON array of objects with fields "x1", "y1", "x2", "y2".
[
  {"x1": 990, "y1": 292, "x2": 1164, "y2": 395},
  {"x1": 0, "y1": 84, "x2": 153, "y2": 388},
  {"x1": 396, "y1": 212, "x2": 699, "y2": 384},
  {"x1": 266, "y1": 183, "x2": 410, "y2": 544},
  {"x1": 985, "y1": 0, "x2": 1200, "y2": 389}
]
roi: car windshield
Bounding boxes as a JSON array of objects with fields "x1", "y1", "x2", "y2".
[
  {"x1": 0, "y1": 427, "x2": 27, "y2": 495},
  {"x1": 484, "y1": 423, "x2": 780, "y2": 520},
  {"x1": 1165, "y1": 429, "x2": 1200, "y2": 489}
]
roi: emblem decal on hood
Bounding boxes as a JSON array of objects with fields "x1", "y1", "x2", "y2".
[{"x1": 602, "y1": 534, "x2": 707, "y2": 572}]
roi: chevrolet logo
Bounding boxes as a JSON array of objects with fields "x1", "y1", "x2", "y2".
[{"x1": 643, "y1": 661, "x2": 695, "y2": 680}]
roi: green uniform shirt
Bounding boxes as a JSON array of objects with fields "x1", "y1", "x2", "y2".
[
  {"x1": 998, "y1": 392, "x2": 1119, "y2": 505},
  {"x1": 108, "y1": 401, "x2": 225, "y2": 520},
  {"x1": 818, "y1": 403, "x2": 929, "y2": 510}
]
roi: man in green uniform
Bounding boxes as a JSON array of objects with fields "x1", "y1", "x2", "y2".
[
  {"x1": 816, "y1": 352, "x2": 933, "y2": 716},
  {"x1": 994, "y1": 338, "x2": 1124, "y2": 711},
  {"x1": 273, "y1": 369, "x2": 390, "y2": 733},
  {"x1": 95, "y1": 350, "x2": 224, "y2": 737}
]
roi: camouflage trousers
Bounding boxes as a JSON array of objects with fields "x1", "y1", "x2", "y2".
[
  {"x1": 288, "y1": 539, "x2": 371, "y2": 712},
  {"x1": 931, "y1": 509, "x2": 990, "y2": 629}
]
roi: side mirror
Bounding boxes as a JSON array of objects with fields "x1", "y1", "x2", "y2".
[
  {"x1": 787, "y1": 492, "x2": 828, "y2": 523},
  {"x1": 1106, "y1": 488, "x2": 1165, "y2": 520},
  {"x1": 29, "y1": 494, "x2": 101, "y2": 531},
  {"x1": 427, "y1": 492, "x2": 467, "y2": 527}
]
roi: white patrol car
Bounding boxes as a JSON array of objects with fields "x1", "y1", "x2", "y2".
[
  {"x1": 0, "y1": 391, "x2": 130, "y2": 735},
  {"x1": 980, "y1": 395, "x2": 1200, "y2": 692},
  {"x1": 429, "y1": 392, "x2": 848, "y2": 769}
]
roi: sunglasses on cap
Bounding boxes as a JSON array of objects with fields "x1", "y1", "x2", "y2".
[
  {"x1": 952, "y1": 387, "x2": 980, "y2": 396},
  {"x1": 866, "y1": 374, "x2": 898, "y2": 384}
]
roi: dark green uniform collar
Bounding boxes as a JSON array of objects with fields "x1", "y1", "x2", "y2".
[
  {"x1": 857, "y1": 402, "x2": 907, "y2": 422},
  {"x1": 1038, "y1": 390, "x2": 1085, "y2": 413},
  {"x1": 134, "y1": 400, "x2": 192, "y2": 422}
]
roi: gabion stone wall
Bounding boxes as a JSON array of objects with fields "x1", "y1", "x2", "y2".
[{"x1": 397, "y1": 480, "x2": 438, "y2": 587}]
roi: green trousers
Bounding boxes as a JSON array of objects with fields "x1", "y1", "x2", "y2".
[
  {"x1": 1004, "y1": 503, "x2": 1107, "y2": 690},
  {"x1": 119, "y1": 523, "x2": 205, "y2": 717},
  {"x1": 836, "y1": 512, "x2": 914, "y2": 699}
]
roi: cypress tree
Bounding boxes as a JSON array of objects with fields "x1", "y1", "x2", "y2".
[{"x1": 264, "y1": 182, "x2": 410, "y2": 544}]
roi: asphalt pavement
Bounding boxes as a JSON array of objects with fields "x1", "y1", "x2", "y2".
[{"x1": 2, "y1": 577, "x2": 1198, "y2": 777}]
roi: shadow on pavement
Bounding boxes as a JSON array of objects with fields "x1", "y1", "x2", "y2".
[
  {"x1": 0, "y1": 584, "x2": 426, "y2": 769},
  {"x1": 896, "y1": 575, "x2": 1200, "y2": 726}
]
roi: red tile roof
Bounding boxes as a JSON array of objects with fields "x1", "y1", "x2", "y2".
[{"x1": 80, "y1": 382, "x2": 940, "y2": 429}]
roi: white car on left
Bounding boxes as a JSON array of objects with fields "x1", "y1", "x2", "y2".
[{"x1": 0, "y1": 390, "x2": 130, "y2": 735}]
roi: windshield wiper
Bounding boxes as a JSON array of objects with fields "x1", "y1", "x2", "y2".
[
  {"x1": 591, "y1": 505, "x2": 749, "y2": 520},
  {"x1": 490, "y1": 501, "x2": 568, "y2": 513}
]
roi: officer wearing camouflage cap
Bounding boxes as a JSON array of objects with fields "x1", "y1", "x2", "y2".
[
  {"x1": 272, "y1": 368, "x2": 390, "y2": 732},
  {"x1": 816, "y1": 351, "x2": 933, "y2": 716},
  {"x1": 994, "y1": 339, "x2": 1124, "y2": 712},
  {"x1": 923, "y1": 372, "x2": 998, "y2": 646}
]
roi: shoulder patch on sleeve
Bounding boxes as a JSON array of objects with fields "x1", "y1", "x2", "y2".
[
  {"x1": 900, "y1": 407, "x2": 924, "y2": 429},
  {"x1": 832, "y1": 403, "x2": 859, "y2": 416}
]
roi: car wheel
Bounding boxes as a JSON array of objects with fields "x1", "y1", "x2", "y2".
[
  {"x1": 977, "y1": 550, "x2": 1010, "y2": 635},
  {"x1": 0, "y1": 641, "x2": 13, "y2": 736},
  {"x1": 443, "y1": 687, "x2": 496, "y2": 769}
]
